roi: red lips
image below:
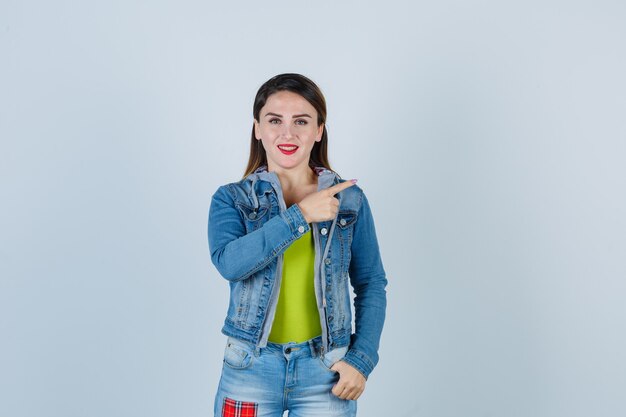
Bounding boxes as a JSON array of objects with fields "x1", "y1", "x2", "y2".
[{"x1": 277, "y1": 144, "x2": 298, "y2": 155}]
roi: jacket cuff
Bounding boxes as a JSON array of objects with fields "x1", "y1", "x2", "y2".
[
  {"x1": 342, "y1": 348, "x2": 375, "y2": 380},
  {"x1": 281, "y1": 203, "x2": 310, "y2": 235}
]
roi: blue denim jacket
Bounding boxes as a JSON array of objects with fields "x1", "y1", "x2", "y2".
[{"x1": 207, "y1": 165, "x2": 387, "y2": 378}]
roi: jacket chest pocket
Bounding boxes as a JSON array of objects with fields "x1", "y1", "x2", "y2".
[
  {"x1": 235, "y1": 202, "x2": 270, "y2": 232},
  {"x1": 336, "y1": 210, "x2": 357, "y2": 241}
]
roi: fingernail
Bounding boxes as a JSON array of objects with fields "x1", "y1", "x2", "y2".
[{"x1": 351, "y1": 179, "x2": 358, "y2": 184}]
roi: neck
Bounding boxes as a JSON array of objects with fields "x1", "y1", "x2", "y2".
[{"x1": 269, "y1": 163, "x2": 317, "y2": 191}]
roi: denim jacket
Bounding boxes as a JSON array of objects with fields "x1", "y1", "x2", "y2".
[{"x1": 207, "y1": 165, "x2": 387, "y2": 378}]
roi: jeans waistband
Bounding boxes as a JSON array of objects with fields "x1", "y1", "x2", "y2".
[{"x1": 263, "y1": 335, "x2": 323, "y2": 358}]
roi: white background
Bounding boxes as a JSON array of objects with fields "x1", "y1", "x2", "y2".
[{"x1": 1, "y1": 1, "x2": 625, "y2": 416}]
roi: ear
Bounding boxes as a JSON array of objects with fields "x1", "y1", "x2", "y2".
[
  {"x1": 316, "y1": 123, "x2": 324, "y2": 142},
  {"x1": 254, "y1": 119, "x2": 261, "y2": 140}
]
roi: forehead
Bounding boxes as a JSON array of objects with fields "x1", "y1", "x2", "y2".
[{"x1": 262, "y1": 90, "x2": 316, "y2": 115}]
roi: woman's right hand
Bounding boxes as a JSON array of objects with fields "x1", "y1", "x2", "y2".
[{"x1": 297, "y1": 180, "x2": 357, "y2": 223}]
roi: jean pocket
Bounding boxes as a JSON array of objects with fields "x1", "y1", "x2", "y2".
[
  {"x1": 223, "y1": 337, "x2": 255, "y2": 370},
  {"x1": 319, "y1": 345, "x2": 349, "y2": 372}
]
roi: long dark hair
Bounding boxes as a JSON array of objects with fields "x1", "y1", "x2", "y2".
[{"x1": 243, "y1": 73, "x2": 336, "y2": 179}]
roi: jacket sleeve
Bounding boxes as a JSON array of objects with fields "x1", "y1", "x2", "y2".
[
  {"x1": 207, "y1": 184, "x2": 311, "y2": 282},
  {"x1": 342, "y1": 190, "x2": 388, "y2": 379}
]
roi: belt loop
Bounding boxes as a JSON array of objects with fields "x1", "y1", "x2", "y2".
[{"x1": 314, "y1": 337, "x2": 323, "y2": 358}]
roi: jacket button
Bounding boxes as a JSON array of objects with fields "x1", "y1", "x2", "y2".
[
  {"x1": 285, "y1": 347, "x2": 292, "y2": 354},
  {"x1": 339, "y1": 218, "x2": 347, "y2": 226},
  {"x1": 249, "y1": 211, "x2": 257, "y2": 220},
  {"x1": 324, "y1": 258, "x2": 331, "y2": 265},
  {"x1": 320, "y1": 227, "x2": 328, "y2": 235},
  {"x1": 298, "y1": 225, "x2": 305, "y2": 233}
]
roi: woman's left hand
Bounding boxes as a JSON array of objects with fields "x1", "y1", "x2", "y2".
[{"x1": 330, "y1": 360, "x2": 366, "y2": 400}]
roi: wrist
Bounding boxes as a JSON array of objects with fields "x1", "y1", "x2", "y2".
[{"x1": 296, "y1": 204, "x2": 311, "y2": 223}]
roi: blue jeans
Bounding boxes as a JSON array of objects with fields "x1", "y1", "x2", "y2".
[{"x1": 214, "y1": 336, "x2": 358, "y2": 417}]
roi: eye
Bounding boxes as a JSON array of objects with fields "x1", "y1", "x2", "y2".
[
  {"x1": 295, "y1": 119, "x2": 308, "y2": 125},
  {"x1": 269, "y1": 118, "x2": 281, "y2": 124}
]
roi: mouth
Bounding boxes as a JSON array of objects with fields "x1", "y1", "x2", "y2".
[{"x1": 277, "y1": 144, "x2": 299, "y2": 155}]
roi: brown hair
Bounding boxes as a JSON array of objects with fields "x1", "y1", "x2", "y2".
[{"x1": 242, "y1": 73, "x2": 336, "y2": 179}]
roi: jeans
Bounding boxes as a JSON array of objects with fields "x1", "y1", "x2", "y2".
[{"x1": 214, "y1": 336, "x2": 357, "y2": 417}]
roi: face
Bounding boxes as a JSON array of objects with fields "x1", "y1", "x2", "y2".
[{"x1": 254, "y1": 90, "x2": 324, "y2": 173}]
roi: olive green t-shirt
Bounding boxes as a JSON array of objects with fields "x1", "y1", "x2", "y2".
[{"x1": 268, "y1": 226, "x2": 322, "y2": 343}]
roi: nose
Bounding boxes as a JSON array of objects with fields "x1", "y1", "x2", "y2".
[{"x1": 280, "y1": 122, "x2": 295, "y2": 139}]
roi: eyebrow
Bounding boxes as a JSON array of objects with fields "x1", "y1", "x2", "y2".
[{"x1": 264, "y1": 112, "x2": 312, "y2": 118}]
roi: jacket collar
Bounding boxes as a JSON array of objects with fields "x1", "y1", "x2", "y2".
[
  {"x1": 244, "y1": 165, "x2": 340, "y2": 210},
  {"x1": 246, "y1": 164, "x2": 339, "y2": 190}
]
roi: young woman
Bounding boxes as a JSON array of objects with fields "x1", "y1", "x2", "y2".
[{"x1": 208, "y1": 73, "x2": 387, "y2": 417}]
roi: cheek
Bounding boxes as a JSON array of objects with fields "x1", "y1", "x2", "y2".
[
  {"x1": 257, "y1": 126, "x2": 275, "y2": 141},
  {"x1": 300, "y1": 125, "x2": 319, "y2": 137},
  {"x1": 260, "y1": 139, "x2": 274, "y2": 152},
  {"x1": 263, "y1": 125, "x2": 282, "y2": 136}
]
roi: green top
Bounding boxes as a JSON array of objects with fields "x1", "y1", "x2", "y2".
[{"x1": 268, "y1": 225, "x2": 322, "y2": 343}]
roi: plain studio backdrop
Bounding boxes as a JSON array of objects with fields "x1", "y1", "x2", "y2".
[{"x1": 1, "y1": 1, "x2": 625, "y2": 416}]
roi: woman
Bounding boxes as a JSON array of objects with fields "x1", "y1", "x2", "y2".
[{"x1": 208, "y1": 73, "x2": 387, "y2": 417}]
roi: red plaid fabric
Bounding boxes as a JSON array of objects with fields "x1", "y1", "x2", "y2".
[{"x1": 222, "y1": 397, "x2": 258, "y2": 417}]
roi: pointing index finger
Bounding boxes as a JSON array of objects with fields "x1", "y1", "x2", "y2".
[{"x1": 326, "y1": 179, "x2": 357, "y2": 196}]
